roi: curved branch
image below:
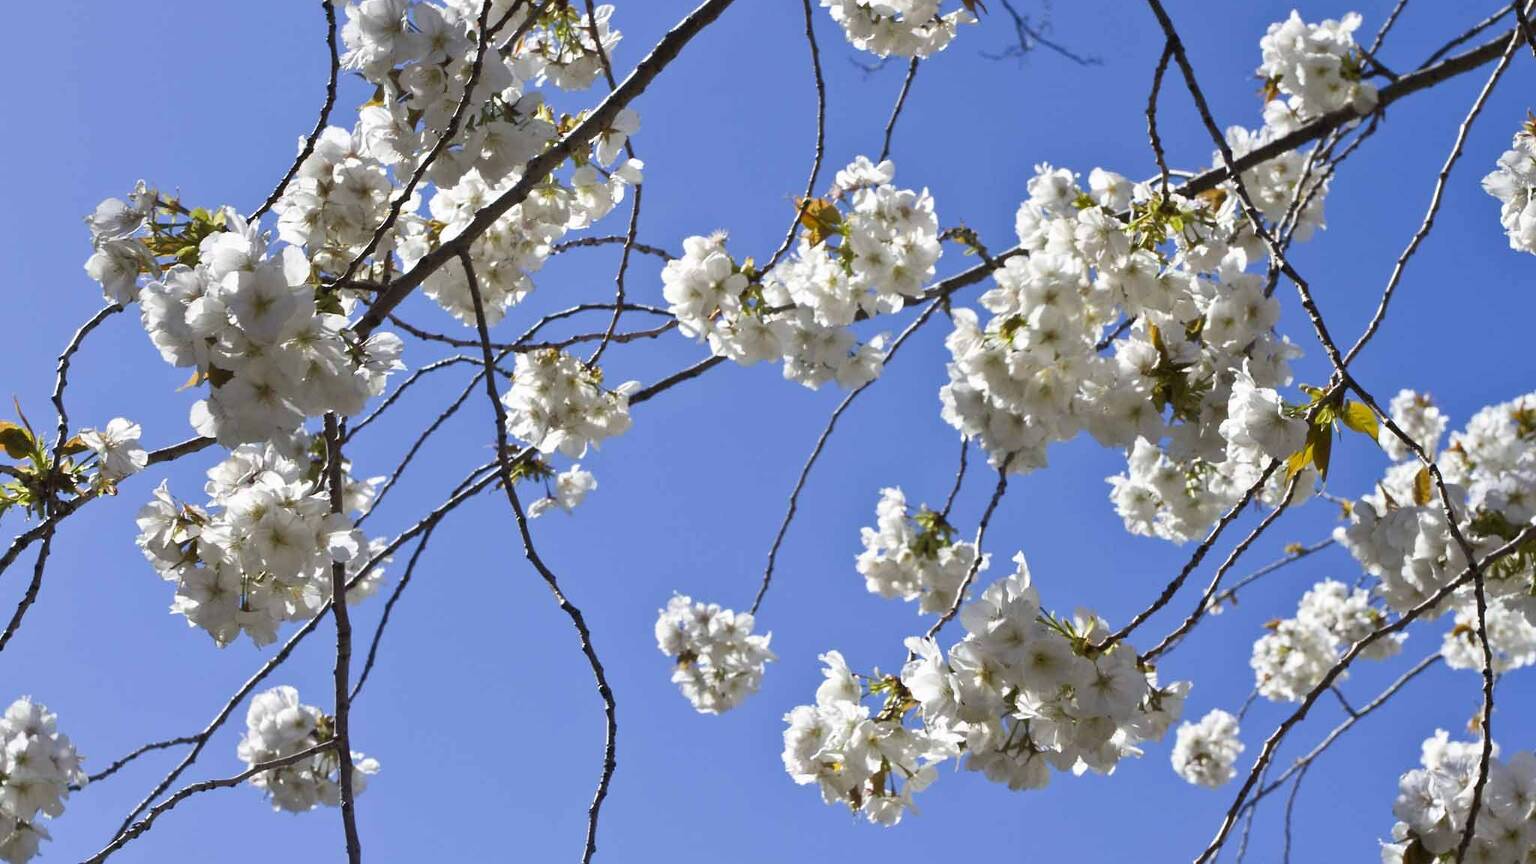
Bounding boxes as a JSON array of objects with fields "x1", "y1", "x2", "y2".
[
  {"x1": 460, "y1": 252, "x2": 619, "y2": 864},
  {"x1": 249, "y1": 0, "x2": 340, "y2": 221},
  {"x1": 85, "y1": 741, "x2": 338, "y2": 864}
]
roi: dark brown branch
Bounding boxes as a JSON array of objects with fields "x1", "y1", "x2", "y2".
[
  {"x1": 581, "y1": 0, "x2": 644, "y2": 368},
  {"x1": 750, "y1": 296, "x2": 949, "y2": 615},
  {"x1": 333, "y1": 0, "x2": 502, "y2": 287},
  {"x1": 249, "y1": 0, "x2": 340, "y2": 221},
  {"x1": 85, "y1": 741, "x2": 338, "y2": 863},
  {"x1": 109, "y1": 460, "x2": 501, "y2": 837},
  {"x1": 1095, "y1": 459, "x2": 1280, "y2": 652},
  {"x1": 0, "y1": 530, "x2": 52, "y2": 654},
  {"x1": 1143, "y1": 474, "x2": 1302, "y2": 661},
  {"x1": 1199, "y1": 525, "x2": 1534, "y2": 864},
  {"x1": 939, "y1": 438, "x2": 968, "y2": 519},
  {"x1": 764, "y1": 0, "x2": 828, "y2": 273},
  {"x1": 878, "y1": 58, "x2": 921, "y2": 163},
  {"x1": 79, "y1": 736, "x2": 200, "y2": 788},
  {"x1": 351, "y1": 528, "x2": 439, "y2": 701},
  {"x1": 1342, "y1": 16, "x2": 1524, "y2": 367},
  {"x1": 921, "y1": 456, "x2": 1014, "y2": 645},
  {"x1": 1147, "y1": 41, "x2": 1175, "y2": 196},
  {"x1": 549, "y1": 234, "x2": 675, "y2": 260},
  {"x1": 354, "y1": 0, "x2": 745, "y2": 337},
  {"x1": 1235, "y1": 653, "x2": 1441, "y2": 820},
  {"x1": 322, "y1": 414, "x2": 363, "y2": 863},
  {"x1": 462, "y1": 252, "x2": 618, "y2": 864}
]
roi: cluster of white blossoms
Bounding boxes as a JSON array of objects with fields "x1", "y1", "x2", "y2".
[
  {"x1": 777, "y1": 158, "x2": 943, "y2": 328},
  {"x1": 1257, "y1": 10, "x2": 1378, "y2": 121},
  {"x1": 855, "y1": 487, "x2": 986, "y2": 614},
  {"x1": 1221, "y1": 118, "x2": 1331, "y2": 242},
  {"x1": 819, "y1": 0, "x2": 974, "y2": 58},
  {"x1": 84, "y1": 189, "x2": 407, "y2": 447},
  {"x1": 1382, "y1": 731, "x2": 1536, "y2": 863},
  {"x1": 1251, "y1": 579, "x2": 1402, "y2": 702},
  {"x1": 135, "y1": 432, "x2": 387, "y2": 646},
  {"x1": 1380, "y1": 389, "x2": 1448, "y2": 463},
  {"x1": 1482, "y1": 121, "x2": 1536, "y2": 255},
  {"x1": 785, "y1": 554, "x2": 1187, "y2": 826},
  {"x1": 1219, "y1": 365, "x2": 1307, "y2": 463},
  {"x1": 1335, "y1": 389, "x2": 1536, "y2": 673},
  {"x1": 0, "y1": 698, "x2": 84, "y2": 864},
  {"x1": 662, "y1": 157, "x2": 938, "y2": 390},
  {"x1": 339, "y1": 0, "x2": 640, "y2": 328},
  {"x1": 782, "y1": 650, "x2": 945, "y2": 825},
  {"x1": 78, "y1": 418, "x2": 148, "y2": 483},
  {"x1": 237, "y1": 686, "x2": 379, "y2": 814},
  {"x1": 654, "y1": 595, "x2": 775, "y2": 714},
  {"x1": 342, "y1": 1, "x2": 622, "y2": 108},
  {"x1": 502, "y1": 349, "x2": 635, "y2": 458},
  {"x1": 527, "y1": 464, "x2": 597, "y2": 518},
  {"x1": 1170, "y1": 708, "x2": 1243, "y2": 789},
  {"x1": 273, "y1": 127, "x2": 392, "y2": 274},
  {"x1": 946, "y1": 155, "x2": 1312, "y2": 507},
  {"x1": 82, "y1": 182, "x2": 158, "y2": 305}
]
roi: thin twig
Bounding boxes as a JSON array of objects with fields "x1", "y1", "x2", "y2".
[
  {"x1": 749, "y1": 296, "x2": 948, "y2": 614},
  {"x1": 250, "y1": 0, "x2": 340, "y2": 221},
  {"x1": 764, "y1": 0, "x2": 828, "y2": 273},
  {"x1": 332, "y1": 0, "x2": 501, "y2": 287},
  {"x1": 353, "y1": 0, "x2": 746, "y2": 337},
  {"x1": 462, "y1": 252, "x2": 618, "y2": 864},
  {"x1": 921, "y1": 456, "x2": 1014, "y2": 646},
  {"x1": 84, "y1": 741, "x2": 337, "y2": 863},
  {"x1": 878, "y1": 58, "x2": 921, "y2": 163}
]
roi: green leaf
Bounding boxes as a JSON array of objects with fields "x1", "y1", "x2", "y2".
[
  {"x1": 1309, "y1": 423, "x2": 1333, "y2": 481},
  {"x1": 1340, "y1": 401, "x2": 1379, "y2": 442},
  {"x1": 1284, "y1": 440, "x2": 1313, "y2": 482},
  {"x1": 1412, "y1": 467, "x2": 1433, "y2": 507}
]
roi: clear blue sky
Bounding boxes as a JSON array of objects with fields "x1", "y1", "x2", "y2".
[{"x1": 3, "y1": 1, "x2": 1533, "y2": 861}]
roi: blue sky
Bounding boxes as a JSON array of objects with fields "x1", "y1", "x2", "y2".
[{"x1": 3, "y1": 1, "x2": 1534, "y2": 861}]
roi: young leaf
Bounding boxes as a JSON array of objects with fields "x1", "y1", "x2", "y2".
[
  {"x1": 1412, "y1": 467, "x2": 1433, "y2": 507},
  {"x1": 1309, "y1": 423, "x2": 1333, "y2": 481},
  {"x1": 795, "y1": 197, "x2": 842, "y2": 247},
  {"x1": 178, "y1": 369, "x2": 207, "y2": 392},
  {"x1": 1285, "y1": 440, "x2": 1313, "y2": 482},
  {"x1": 59, "y1": 436, "x2": 91, "y2": 456},
  {"x1": 0, "y1": 421, "x2": 33, "y2": 460},
  {"x1": 1340, "y1": 401, "x2": 1379, "y2": 442}
]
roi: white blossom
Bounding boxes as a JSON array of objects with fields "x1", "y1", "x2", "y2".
[
  {"x1": 134, "y1": 432, "x2": 386, "y2": 646},
  {"x1": 655, "y1": 595, "x2": 775, "y2": 713},
  {"x1": 78, "y1": 417, "x2": 148, "y2": 481},
  {"x1": 855, "y1": 487, "x2": 986, "y2": 613},
  {"x1": 1171, "y1": 709, "x2": 1243, "y2": 788},
  {"x1": 237, "y1": 686, "x2": 379, "y2": 813}
]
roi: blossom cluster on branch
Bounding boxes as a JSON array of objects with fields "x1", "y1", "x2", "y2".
[
  {"x1": 134, "y1": 433, "x2": 386, "y2": 647},
  {"x1": 238, "y1": 686, "x2": 379, "y2": 813},
  {"x1": 1383, "y1": 731, "x2": 1536, "y2": 863},
  {"x1": 783, "y1": 554, "x2": 1187, "y2": 824}
]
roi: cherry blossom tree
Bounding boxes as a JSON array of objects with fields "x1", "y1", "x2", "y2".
[{"x1": 5, "y1": 1, "x2": 1536, "y2": 862}]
